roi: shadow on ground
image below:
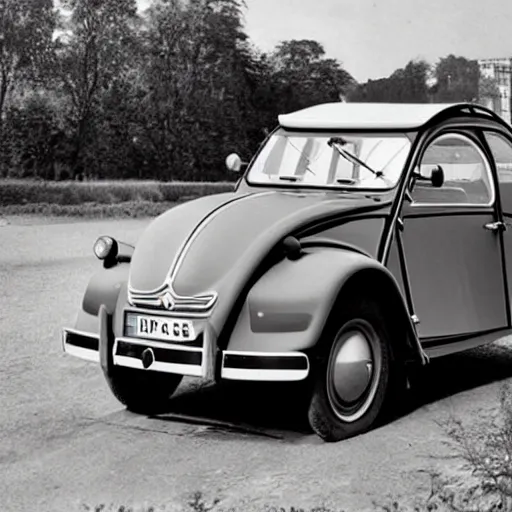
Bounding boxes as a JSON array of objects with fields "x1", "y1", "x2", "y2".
[
  {"x1": 150, "y1": 342, "x2": 512, "y2": 441},
  {"x1": 153, "y1": 378, "x2": 313, "y2": 441},
  {"x1": 403, "y1": 342, "x2": 512, "y2": 408}
]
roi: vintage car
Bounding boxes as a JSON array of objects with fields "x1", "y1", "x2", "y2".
[{"x1": 62, "y1": 101, "x2": 512, "y2": 442}]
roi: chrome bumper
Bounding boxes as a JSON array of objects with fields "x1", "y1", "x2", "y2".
[
  {"x1": 62, "y1": 328, "x2": 100, "y2": 363},
  {"x1": 113, "y1": 337, "x2": 205, "y2": 377},
  {"x1": 62, "y1": 328, "x2": 310, "y2": 382},
  {"x1": 221, "y1": 350, "x2": 309, "y2": 381}
]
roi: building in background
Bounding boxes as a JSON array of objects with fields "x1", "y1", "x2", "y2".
[{"x1": 478, "y1": 58, "x2": 512, "y2": 124}]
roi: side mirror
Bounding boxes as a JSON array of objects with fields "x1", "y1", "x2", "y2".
[
  {"x1": 225, "y1": 153, "x2": 244, "y2": 173},
  {"x1": 413, "y1": 165, "x2": 445, "y2": 188},
  {"x1": 430, "y1": 165, "x2": 444, "y2": 188}
]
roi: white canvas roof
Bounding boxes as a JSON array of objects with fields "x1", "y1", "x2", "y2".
[{"x1": 278, "y1": 102, "x2": 481, "y2": 131}]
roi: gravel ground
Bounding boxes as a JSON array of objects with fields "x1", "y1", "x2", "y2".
[{"x1": 1, "y1": 216, "x2": 512, "y2": 512}]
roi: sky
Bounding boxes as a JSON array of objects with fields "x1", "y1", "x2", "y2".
[{"x1": 137, "y1": 0, "x2": 512, "y2": 82}]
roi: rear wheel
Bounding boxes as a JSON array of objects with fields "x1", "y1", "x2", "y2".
[
  {"x1": 105, "y1": 366, "x2": 183, "y2": 415},
  {"x1": 308, "y1": 299, "x2": 393, "y2": 442}
]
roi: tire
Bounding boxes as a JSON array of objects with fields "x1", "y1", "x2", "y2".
[
  {"x1": 105, "y1": 366, "x2": 183, "y2": 415},
  {"x1": 307, "y1": 298, "x2": 393, "y2": 442}
]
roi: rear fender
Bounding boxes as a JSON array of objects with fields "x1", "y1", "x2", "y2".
[{"x1": 226, "y1": 248, "x2": 427, "y2": 365}]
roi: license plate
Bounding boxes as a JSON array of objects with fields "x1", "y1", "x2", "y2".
[{"x1": 135, "y1": 315, "x2": 196, "y2": 342}]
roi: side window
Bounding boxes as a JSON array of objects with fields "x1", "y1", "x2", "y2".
[
  {"x1": 484, "y1": 132, "x2": 512, "y2": 215},
  {"x1": 411, "y1": 133, "x2": 494, "y2": 205}
]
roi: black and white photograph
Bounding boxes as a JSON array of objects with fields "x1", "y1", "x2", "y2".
[{"x1": 4, "y1": 0, "x2": 512, "y2": 510}]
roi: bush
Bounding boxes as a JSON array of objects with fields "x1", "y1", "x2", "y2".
[
  {"x1": 373, "y1": 382, "x2": 512, "y2": 512},
  {"x1": 0, "y1": 179, "x2": 235, "y2": 207}
]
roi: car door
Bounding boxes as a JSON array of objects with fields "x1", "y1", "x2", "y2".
[
  {"x1": 483, "y1": 129, "x2": 512, "y2": 314},
  {"x1": 398, "y1": 130, "x2": 508, "y2": 340}
]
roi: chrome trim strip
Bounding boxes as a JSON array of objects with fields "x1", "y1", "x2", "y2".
[
  {"x1": 128, "y1": 286, "x2": 218, "y2": 312},
  {"x1": 410, "y1": 202, "x2": 496, "y2": 208},
  {"x1": 223, "y1": 350, "x2": 309, "y2": 358},
  {"x1": 221, "y1": 368, "x2": 309, "y2": 381},
  {"x1": 113, "y1": 355, "x2": 203, "y2": 377},
  {"x1": 114, "y1": 336, "x2": 203, "y2": 353},
  {"x1": 221, "y1": 351, "x2": 310, "y2": 382},
  {"x1": 123, "y1": 305, "x2": 212, "y2": 320}
]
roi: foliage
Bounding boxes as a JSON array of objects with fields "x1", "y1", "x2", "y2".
[
  {"x1": 348, "y1": 60, "x2": 430, "y2": 103},
  {"x1": 0, "y1": 199, "x2": 178, "y2": 217},
  {"x1": 440, "y1": 383, "x2": 512, "y2": 510},
  {"x1": 431, "y1": 54, "x2": 480, "y2": 103},
  {"x1": 138, "y1": 0, "x2": 259, "y2": 179},
  {"x1": 55, "y1": 0, "x2": 140, "y2": 179},
  {"x1": 373, "y1": 382, "x2": 512, "y2": 512},
  {"x1": 0, "y1": 179, "x2": 234, "y2": 206},
  {"x1": 270, "y1": 39, "x2": 356, "y2": 111},
  {"x1": 0, "y1": 0, "x2": 505, "y2": 184},
  {"x1": 79, "y1": 502, "x2": 342, "y2": 512},
  {"x1": 348, "y1": 55, "x2": 497, "y2": 109},
  {"x1": 479, "y1": 75, "x2": 501, "y2": 111},
  {"x1": 0, "y1": 0, "x2": 56, "y2": 113},
  {"x1": 1, "y1": 0, "x2": 359, "y2": 182},
  {"x1": 0, "y1": 0, "x2": 57, "y2": 176}
]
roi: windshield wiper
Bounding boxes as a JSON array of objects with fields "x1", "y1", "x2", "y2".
[
  {"x1": 328, "y1": 137, "x2": 384, "y2": 178},
  {"x1": 278, "y1": 175, "x2": 302, "y2": 182}
]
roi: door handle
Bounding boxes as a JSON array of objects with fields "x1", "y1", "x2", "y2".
[{"x1": 484, "y1": 221, "x2": 506, "y2": 232}]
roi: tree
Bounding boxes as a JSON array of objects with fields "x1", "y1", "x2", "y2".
[
  {"x1": 0, "y1": 0, "x2": 55, "y2": 120},
  {"x1": 270, "y1": 39, "x2": 355, "y2": 112},
  {"x1": 56, "y1": 0, "x2": 140, "y2": 178},
  {"x1": 348, "y1": 59, "x2": 430, "y2": 103},
  {"x1": 0, "y1": 0, "x2": 56, "y2": 175},
  {"x1": 432, "y1": 54, "x2": 480, "y2": 103},
  {"x1": 139, "y1": 0, "x2": 266, "y2": 180},
  {"x1": 478, "y1": 75, "x2": 501, "y2": 112}
]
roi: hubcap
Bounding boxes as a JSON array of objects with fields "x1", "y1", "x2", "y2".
[{"x1": 326, "y1": 319, "x2": 382, "y2": 423}]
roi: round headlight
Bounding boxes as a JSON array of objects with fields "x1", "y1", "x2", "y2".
[{"x1": 93, "y1": 236, "x2": 116, "y2": 260}]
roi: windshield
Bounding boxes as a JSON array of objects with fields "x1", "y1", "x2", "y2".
[{"x1": 247, "y1": 130, "x2": 412, "y2": 189}]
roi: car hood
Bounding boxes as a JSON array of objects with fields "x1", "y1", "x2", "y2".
[{"x1": 128, "y1": 190, "x2": 388, "y2": 299}]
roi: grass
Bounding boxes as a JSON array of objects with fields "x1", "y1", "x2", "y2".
[
  {"x1": 77, "y1": 475, "x2": 509, "y2": 512},
  {"x1": 0, "y1": 200, "x2": 179, "y2": 218},
  {"x1": 80, "y1": 497, "x2": 343, "y2": 512},
  {"x1": 0, "y1": 179, "x2": 236, "y2": 218}
]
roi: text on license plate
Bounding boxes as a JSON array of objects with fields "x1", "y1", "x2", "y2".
[{"x1": 136, "y1": 315, "x2": 195, "y2": 342}]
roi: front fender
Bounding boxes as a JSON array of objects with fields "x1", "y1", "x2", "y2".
[
  {"x1": 73, "y1": 263, "x2": 130, "y2": 336},
  {"x1": 226, "y1": 248, "x2": 426, "y2": 364}
]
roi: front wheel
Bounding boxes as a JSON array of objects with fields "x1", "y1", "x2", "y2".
[
  {"x1": 308, "y1": 299, "x2": 392, "y2": 442},
  {"x1": 105, "y1": 366, "x2": 183, "y2": 415}
]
